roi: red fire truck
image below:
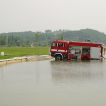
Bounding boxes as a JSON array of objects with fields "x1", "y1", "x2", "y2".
[{"x1": 50, "y1": 40, "x2": 106, "y2": 61}]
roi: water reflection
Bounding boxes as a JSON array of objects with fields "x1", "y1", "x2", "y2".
[
  {"x1": 0, "y1": 66, "x2": 6, "y2": 81},
  {"x1": 50, "y1": 60, "x2": 104, "y2": 83}
]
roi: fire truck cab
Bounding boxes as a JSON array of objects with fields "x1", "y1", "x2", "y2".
[
  {"x1": 50, "y1": 40, "x2": 106, "y2": 61},
  {"x1": 50, "y1": 40, "x2": 69, "y2": 60}
]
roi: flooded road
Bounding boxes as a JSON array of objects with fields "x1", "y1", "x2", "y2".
[{"x1": 0, "y1": 60, "x2": 106, "y2": 106}]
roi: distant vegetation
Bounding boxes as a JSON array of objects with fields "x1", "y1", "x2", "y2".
[{"x1": 0, "y1": 29, "x2": 106, "y2": 47}]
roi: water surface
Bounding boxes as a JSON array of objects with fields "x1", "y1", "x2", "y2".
[{"x1": 0, "y1": 60, "x2": 106, "y2": 106}]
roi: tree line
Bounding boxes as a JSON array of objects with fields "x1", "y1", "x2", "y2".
[{"x1": 0, "y1": 29, "x2": 106, "y2": 47}]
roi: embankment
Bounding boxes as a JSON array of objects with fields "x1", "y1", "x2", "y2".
[{"x1": 0, "y1": 55, "x2": 53, "y2": 66}]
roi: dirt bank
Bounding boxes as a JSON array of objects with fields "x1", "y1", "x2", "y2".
[{"x1": 0, "y1": 55, "x2": 53, "y2": 66}]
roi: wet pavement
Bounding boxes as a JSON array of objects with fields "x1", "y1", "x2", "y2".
[{"x1": 0, "y1": 60, "x2": 106, "y2": 106}]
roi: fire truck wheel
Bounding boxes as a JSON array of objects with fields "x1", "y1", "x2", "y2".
[{"x1": 55, "y1": 55, "x2": 62, "y2": 61}]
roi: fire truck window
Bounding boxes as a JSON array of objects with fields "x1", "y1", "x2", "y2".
[
  {"x1": 52, "y1": 43, "x2": 56, "y2": 47},
  {"x1": 82, "y1": 48, "x2": 90, "y2": 54},
  {"x1": 58, "y1": 43, "x2": 64, "y2": 47}
]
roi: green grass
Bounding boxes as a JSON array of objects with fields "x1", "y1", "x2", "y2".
[{"x1": 0, "y1": 47, "x2": 50, "y2": 60}]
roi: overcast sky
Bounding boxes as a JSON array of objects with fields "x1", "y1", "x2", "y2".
[{"x1": 0, "y1": 0, "x2": 106, "y2": 33}]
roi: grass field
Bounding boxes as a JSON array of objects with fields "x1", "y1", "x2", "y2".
[{"x1": 0, "y1": 47, "x2": 50, "y2": 59}]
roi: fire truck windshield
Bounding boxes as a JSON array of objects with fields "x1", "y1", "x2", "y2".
[
  {"x1": 52, "y1": 42, "x2": 64, "y2": 47},
  {"x1": 58, "y1": 43, "x2": 64, "y2": 47}
]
